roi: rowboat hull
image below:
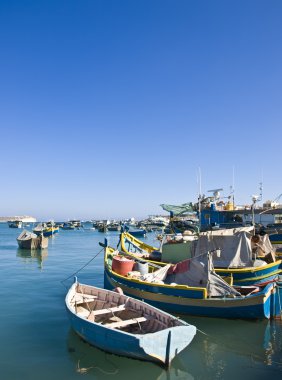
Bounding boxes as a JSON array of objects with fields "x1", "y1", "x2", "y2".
[
  {"x1": 65, "y1": 280, "x2": 196, "y2": 367},
  {"x1": 17, "y1": 237, "x2": 48, "y2": 249},
  {"x1": 17, "y1": 230, "x2": 48, "y2": 249}
]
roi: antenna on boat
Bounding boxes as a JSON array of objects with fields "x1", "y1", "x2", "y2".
[
  {"x1": 231, "y1": 166, "x2": 235, "y2": 206},
  {"x1": 251, "y1": 195, "x2": 259, "y2": 227},
  {"x1": 259, "y1": 181, "x2": 263, "y2": 203},
  {"x1": 197, "y1": 167, "x2": 202, "y2": 230},
  {"x1": 207, "y1": 188, "x2": 223, "y2": 202}
]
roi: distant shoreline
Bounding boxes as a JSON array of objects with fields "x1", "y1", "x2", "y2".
[{"x1": 0, "y1": 216, "x2": 37, "y2": 222}]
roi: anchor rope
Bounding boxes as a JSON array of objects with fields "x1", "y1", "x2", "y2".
[{"x1": 60, "y1": 246, "x2": 104, "y2": 287}]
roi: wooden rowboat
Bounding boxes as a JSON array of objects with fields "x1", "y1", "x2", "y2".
[
  {"x1": 65, "y1": 278, "x2": 196, "y2": 368},
  {"x1": 17, "y1": 229, "x2": 48, "y2": 249}
]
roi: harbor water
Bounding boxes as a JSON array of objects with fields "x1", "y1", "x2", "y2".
[{"x1": 0, "y1": 224, "x2": 281, "y2": 380}]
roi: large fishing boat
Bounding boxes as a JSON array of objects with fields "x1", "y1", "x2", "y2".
[{"x1": 103, "y1": 243, "x2": 279, "y2": 319}]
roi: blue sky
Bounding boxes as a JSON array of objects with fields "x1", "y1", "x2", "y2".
[{"x1": 1, "y1": 0, "x2": 281, "y2": 221}]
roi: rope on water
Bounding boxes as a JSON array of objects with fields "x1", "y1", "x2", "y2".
[
  {"x1": 60, "y1": 247, "x2": 104, "y2": 287},
  {"x1": 196, "y1": 327, "x2": 210, "y2": 336},
  {"x1": 76, "y1": 359, "x2": 119, "y2": 375}
]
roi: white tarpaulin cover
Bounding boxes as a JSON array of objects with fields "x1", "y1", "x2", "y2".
[
  {"x1": 193, "y1": 227, "x2": 254, "y2": 268},
  {"x1": 142, "y1": 253, "x2": 241, "y2": 297},
  {"x1": 164, "y1": 253, "x2": 241, "y2": 297}
]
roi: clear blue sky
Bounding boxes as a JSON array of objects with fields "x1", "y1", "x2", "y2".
[{"x1": 1, "y1": 0, "x2": 281, "y2": 221}]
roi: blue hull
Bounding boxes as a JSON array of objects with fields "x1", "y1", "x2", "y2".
[
  {"x1": 43, "y1": 229, "x2": 59, "y2": 237},
  {"x1": 67, "y1": 311, "x2": 153, "y2": 361},
  {"x1": 269, "y1": 234, "x2": 282, "y2": 244},
  {"x1": 216, "y1": 262, "x2": 282, "y2": 286},
  {"x1": 270, "y1": 279, "x2": 282, "y2": 319},
  {"x1": 104, "y1": 268, "x2": 275, "y2": 319},
  {"x1": 128, "y1": 230, "x2": 147, "y2": 237},
  {"x1": 65, "y1": 281, "x2": 196, "y2": 366}
]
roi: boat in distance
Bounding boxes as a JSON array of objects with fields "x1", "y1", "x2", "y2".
[
  {"x1": 8, "y1": 220, "x2": 23, "y2": 228},
  {"x1": 17, "y1": 229, "x2": 48, "y2": 249},
  {"x1": 65, "y1": 277, "x2": 196, "y2": 368},
  {"x1": 33, "y1": 222, "x2": 59, "y2": 237}
]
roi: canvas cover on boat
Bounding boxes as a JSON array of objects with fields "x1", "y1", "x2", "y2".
[
  {"x1": 142, "y1": 254, "x2": 241, "y2": 297},
  {"x1": 252, "y1": 234, "x2": 276, "y2": 262},
  {"x1": 165, "y1": 253, "x2": 241, "y2": 297},
  {"x1": 160, "y1": 203, "x2": 195, "y2": 215},
  {"x1": 193, "y1": 227, "x2": 254, "y2": 268},
  {"x1": 142, "y1": 264, "x2": 171, "y2": 283}
]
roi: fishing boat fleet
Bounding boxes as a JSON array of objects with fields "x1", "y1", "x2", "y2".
[
  {"x1": 64, "y1": 220, "x2": 282, "y2": 367},
  {"x1": 10, "y1": 188, "x2": 282, "y2": 367}
]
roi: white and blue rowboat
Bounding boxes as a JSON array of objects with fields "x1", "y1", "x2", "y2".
[{"x1": 65, "y1": 278, "x2": 196, "y2": 368}]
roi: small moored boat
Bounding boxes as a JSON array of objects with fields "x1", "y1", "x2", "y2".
[
  {"x1": 17, "y1": 229, "x2": 48, "y2": 249},
  {"x1": 8, "y1": 220, "x2": 23, "y2": 228},
  {"x1": 33, "y1": 222, "x2": 59, "y2": 237},
  {"x1": 65, "y1": 278, "x2": 196, "y2": 368}
]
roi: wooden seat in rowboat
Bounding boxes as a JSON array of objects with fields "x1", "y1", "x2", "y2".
[
  {"x1": 104, "y1": 316, "x2": 147, "y2": 328},
  {"x1": 74, "y1": 294, "x2": 98, "y2": 305},
  {"x1": 76, "y1": 304, "x2": 147, "y2": 328},
  {"x1": 89, "y1": 304, "x2": 126, "y2": 316}
]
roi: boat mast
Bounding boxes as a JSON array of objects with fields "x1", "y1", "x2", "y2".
[
  {"x1": 232, "y1": 166, "x2": 235, "y2": 206},
  {"x1": 198, "y1": 167, "x2": 202, "y2": 230}
]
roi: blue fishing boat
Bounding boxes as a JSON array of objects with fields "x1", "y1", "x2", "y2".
[
  {"x1": 61, "y1": 222, "x2": 76, "y2": 230},
  {"x1": 33, "y1": 222, "x2": 59, "y2": 237},
  {"x1": 120, "y1": 229, "x2": 282, "y2": 286},
  {"x1": 8, "y1": 220, "x2": 23, "y2": 228},
  {"x1": 65, "y1": 277, "x2": 196, "y2": 368},
  {"x1": 123, "y1": 224, "x2": 147, "y2": 237},
  {"x1": 103, "y1": 244, "x2": 278, "y2": 319},
  {"x1": 263, "y1": 225, "x2": 282, "y2": 245}
]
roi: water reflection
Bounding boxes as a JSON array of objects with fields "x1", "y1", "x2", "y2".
[
  {"x1": 177, "y1": 316, "x2": 282, "y2": 379},
  {"x1": 66, "y1": 329, "x2": 194, "y2": 379},
  {"x1": 17, "y1": 248, "x2": 48, "y2": 269}
]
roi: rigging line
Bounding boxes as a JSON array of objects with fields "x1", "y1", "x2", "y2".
[
  {"x1": 60, "y1": 247, "x2": 104, "y2": 287},
  {"x1": 196, "y1": 328, "x2": 210, "y2": 336}
]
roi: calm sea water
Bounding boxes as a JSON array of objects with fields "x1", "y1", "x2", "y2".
[{"x1": 0, "y1": 223, "x2": 281, "y2": 380}]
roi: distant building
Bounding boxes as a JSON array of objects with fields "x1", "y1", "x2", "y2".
[{"x1": 0, "y1": 216, "x2": 37, "y2": 223}]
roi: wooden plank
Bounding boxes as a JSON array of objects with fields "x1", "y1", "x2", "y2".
[
  {"x1": 91, "y1": 304, "x2": 125, "y2": 316},
  {"x1": 77, "y1": 308, "x2": 90, "y2": 317},
  {"x1": 104, "y1": 316, "x2": 147, "y2": 328},
  {"x1": 75, "y1": 294, "x2": 98, "y2": 305}
]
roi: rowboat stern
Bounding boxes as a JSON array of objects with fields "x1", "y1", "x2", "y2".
[{"x1": 139, "y1": 324, "x2": 197, "y2": 368}]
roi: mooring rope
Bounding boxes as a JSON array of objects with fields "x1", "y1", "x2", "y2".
[{"x1": 60, "y1": 246, "x2": 104, "y2": 287}]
